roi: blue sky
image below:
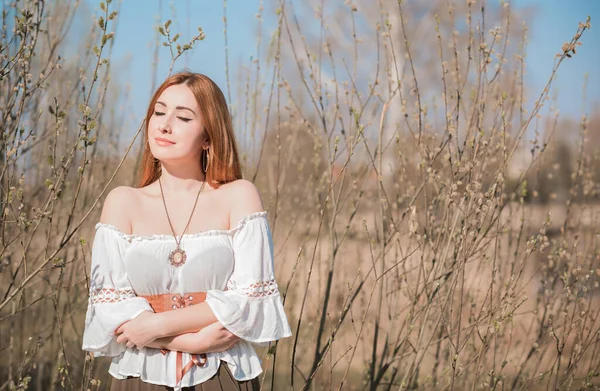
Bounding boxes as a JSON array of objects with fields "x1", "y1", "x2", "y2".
[
  {"x1": 517, "y1": 0, "x2": 599, "y2": 117},
  {"x1": 101, "y1": 0, "x2": 262, "y2": 129},
  {"x1": 95, "y1": 0, "x2": 599, "y2": 131}
]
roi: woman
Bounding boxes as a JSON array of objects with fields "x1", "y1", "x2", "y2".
[{"x1": 82, "y1": 72, "x2": 291, "y2": 391}]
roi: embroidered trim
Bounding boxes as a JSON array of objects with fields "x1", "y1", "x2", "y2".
[
  {"x1": 95, "y1": 211, "x2": 268, "y2": 242},
  {"x1": 228, "y1": 278, "x2": 280, "y2": 298},
  {"x1": 89, "y1": 288, "x2": 136, "y2": 304}
]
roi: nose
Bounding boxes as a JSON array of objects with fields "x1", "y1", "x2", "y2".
[{"x1": 158, "y1": 119, "x2": 172, "y2": 133}]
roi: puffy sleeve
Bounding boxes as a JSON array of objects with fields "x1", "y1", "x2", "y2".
[
  {"x1": 205, "y1": 212, "x2": 292, "y2": 343},
  {"x1": 82, "y1": 224, "x2": 153, "y2": 357}
]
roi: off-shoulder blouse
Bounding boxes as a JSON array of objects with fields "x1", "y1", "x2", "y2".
[{"x1": 81, "y1": 212, "x2": 292, "y2": 389}]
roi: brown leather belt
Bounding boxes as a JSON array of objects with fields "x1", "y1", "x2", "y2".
[{"x1": 141, "y1": 292, "x2": 208, "y2": 385}]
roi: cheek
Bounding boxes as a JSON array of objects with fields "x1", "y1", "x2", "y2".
[
  {"x1": 185, "y1": 125, "x2": 206, "y2": 146},
  {"x1": 147, "y1": 117, "x2": 158, "y2": 133},
  {"x1": 180, "y1": 136, "x2": 204, "y2": 156}
]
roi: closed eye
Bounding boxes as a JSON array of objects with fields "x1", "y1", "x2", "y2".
[
  {"x1": 177, "y1": 117, "x2": 192, "y2": 122},
  {"x1": 154, "y1": 111, "x2": 165, "y2": 116}
]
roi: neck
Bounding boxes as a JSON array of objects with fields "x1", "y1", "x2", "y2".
[{"x1": 158, "y1": 162, "x2": 205, "y2": 193}]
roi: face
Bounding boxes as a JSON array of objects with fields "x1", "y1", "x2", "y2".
[{"x1": 147, "y1": 83, "x2": 208, "y2": 163}]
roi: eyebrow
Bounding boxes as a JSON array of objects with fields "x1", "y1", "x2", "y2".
[{"x1": 156, "y1": 101, "x2": 196, "y2": 115}]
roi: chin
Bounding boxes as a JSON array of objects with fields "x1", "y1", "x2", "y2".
[
  {"x1": 153, "y1": 154, "x2": 194, "y2": 164},
  {"x1": 153, "y1": 154, "x2": 175, "y2": 162},
  {"x1": 149, "y1": 148, "x2": 175, "y2": 160}
]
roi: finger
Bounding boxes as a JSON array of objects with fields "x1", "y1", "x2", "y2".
[
  {"x1": 114, "y1": 321, "x2": 129, "y2": 335},
  {"x1": 116, "y1": 334, "x2": 127, "y2": 344},
  {"x1": 126, "y1": 341, "x2": 135, "y2": 349},
  {"x1": 224, "y1": 341, "x2": 235, "y2": 351},
  {"x1": 228, "y1": 336, "x2": 240, "y2": 347}
]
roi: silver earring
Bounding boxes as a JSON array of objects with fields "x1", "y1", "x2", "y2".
[{"x1": 202, "y1": 148, "x2": 209, "y2": 172}]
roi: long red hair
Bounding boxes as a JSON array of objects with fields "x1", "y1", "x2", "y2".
[{"x1": 138, "y1": 72, "x2": 242, "y2": 188}]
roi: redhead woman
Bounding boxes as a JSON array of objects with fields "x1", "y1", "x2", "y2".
[{"x1": 82, "y1": 72, "x2": 291, "y2": 391}]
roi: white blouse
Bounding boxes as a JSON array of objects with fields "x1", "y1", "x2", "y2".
[{"x1": 82, "y1": 212, "x2": 292, "y2": 389}]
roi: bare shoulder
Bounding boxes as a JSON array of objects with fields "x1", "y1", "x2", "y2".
[
  {"x1": 99, "y1": 186, "x2": 140, "y2": 234},
  {"x1": 220, "y1": 179, "x2": 265, "y2": 225}
]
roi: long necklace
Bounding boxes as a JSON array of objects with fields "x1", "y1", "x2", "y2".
[{"x1": 158, "y1": 177, "x2": 205, "y2": 267}]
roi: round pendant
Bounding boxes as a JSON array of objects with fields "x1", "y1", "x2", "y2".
[{"x1": 169, "y1": 247, "x2": 187, "y2": 267}]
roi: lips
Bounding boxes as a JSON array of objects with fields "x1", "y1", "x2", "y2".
[{"x1": 155, "y1": 137, "x2": 175, "y2": 145}]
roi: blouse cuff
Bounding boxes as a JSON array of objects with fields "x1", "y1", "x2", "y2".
[
  {"x1": 82, "y1": 297, "x2": 152, "y2": 357},
  {"x1": 205, "y1": 290, "x2": 292, "y2": 343}
]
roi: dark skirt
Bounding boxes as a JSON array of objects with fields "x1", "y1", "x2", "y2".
[{"x1": 109, "y1": 363, "x2": 261, "y2": 391}]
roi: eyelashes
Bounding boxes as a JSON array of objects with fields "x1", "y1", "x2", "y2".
[{"x1": 153, "y1": 111, "x2": 192, "y2": 122}]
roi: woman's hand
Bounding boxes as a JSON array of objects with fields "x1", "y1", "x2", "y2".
[{"x1": 115, "y1": 311, "x2": 162, "y2": 349}]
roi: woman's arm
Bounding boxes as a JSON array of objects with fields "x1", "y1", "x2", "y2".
[
  {"x1": 155, "y1": 302, "x2": 218, "y2": 337},
  {"x1": 114, "y1": 302, "x2": 220, "y2": 348},
  {"x1": 119, "y1": 302, "x2": 219, "y2": 340},
  {"x1": 146, "y1": 321, "x2": 240, "y2": 354},
  {"x1": 83, "y1": 188, "x2": 157, "y2": 356}
]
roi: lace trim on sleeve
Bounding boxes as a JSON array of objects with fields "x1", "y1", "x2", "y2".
[
  {"x1": 89, "y1": 288, "x2": 136, "y2": 304},
  {"x1": 227, "y1": 278, "x2": 280, "y2": 298}
]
